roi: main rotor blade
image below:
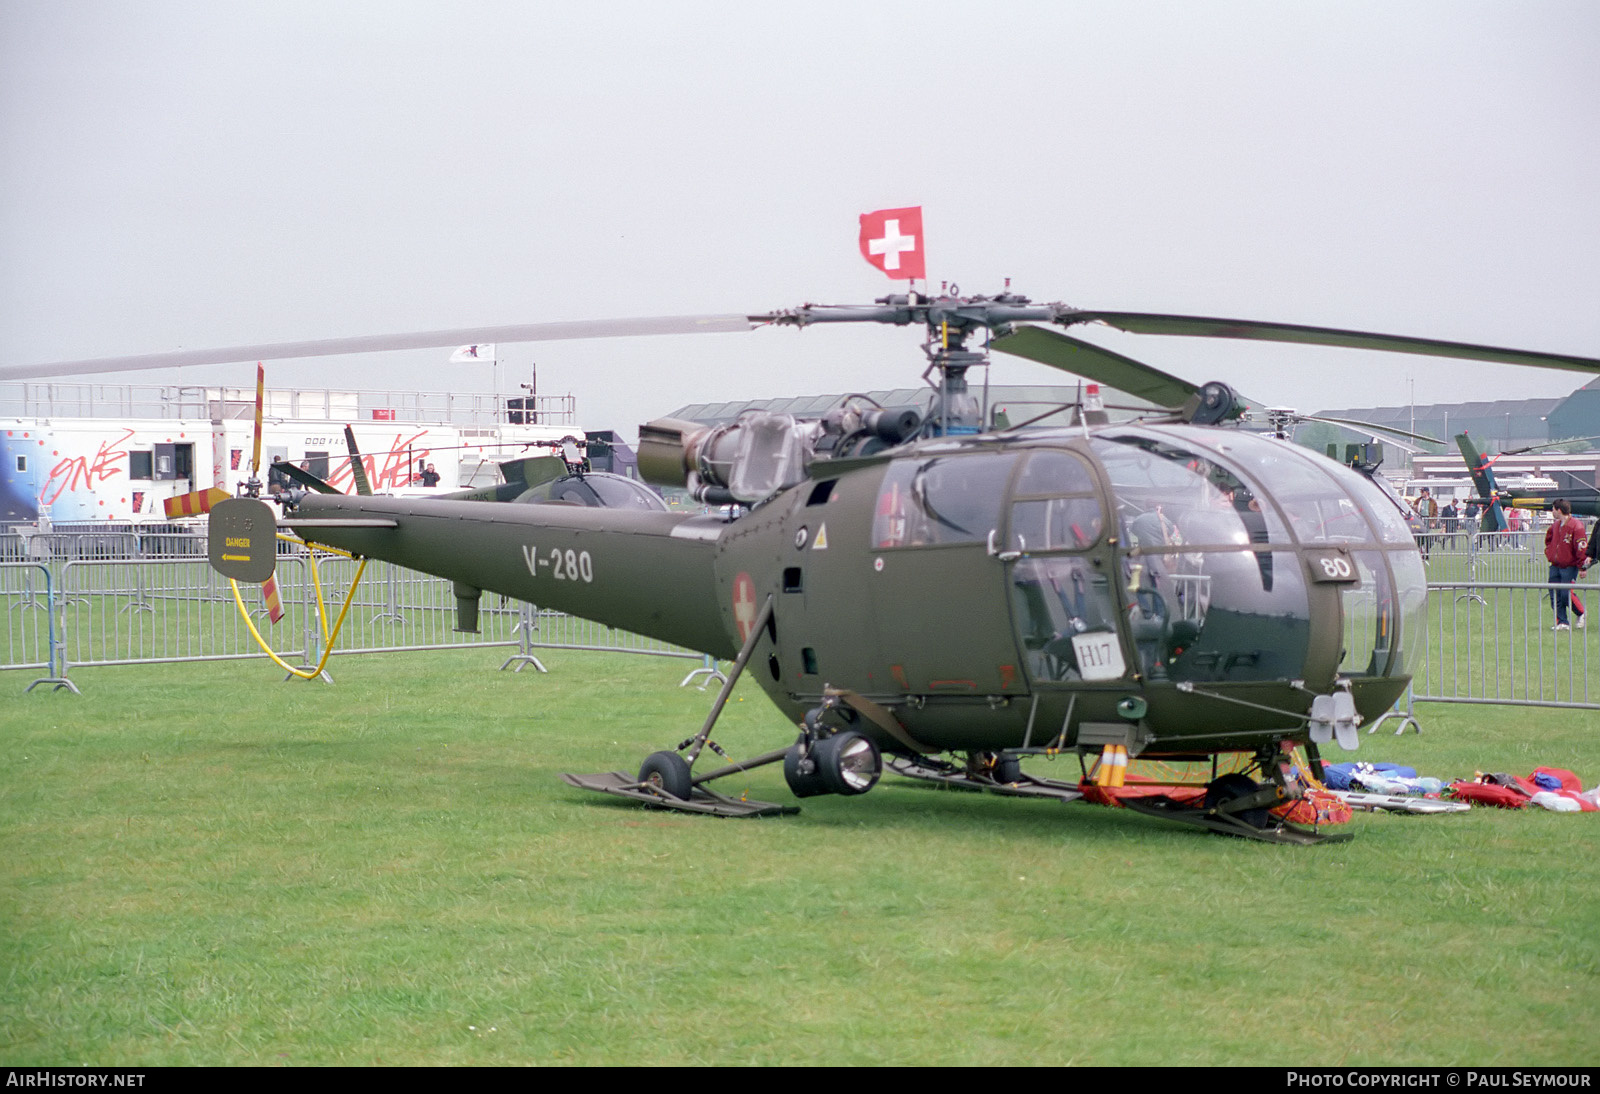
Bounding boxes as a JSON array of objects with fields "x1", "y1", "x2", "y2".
[
  {"x1": 1298, "y1": 422, "x2": 1425, "y2": 455},
  {"x1": 1067, "y1": 312, "x2": 1600, "y2": 375},
  {"x1": 1503, "y1": 435, "x2": 1600, "y2": 455},
  {"x1": 1, "y1": 314, "x2": 757, "y2": 381},
  {"x1": 271, "y1": 460, "x2": 340, "y2": 494},
  {"x1": 990, "y1": 325, "x2": 1199, "y2": 409},
  {"x1": 1300, "y1": 413, "x2": 1444, "y2": 446}
]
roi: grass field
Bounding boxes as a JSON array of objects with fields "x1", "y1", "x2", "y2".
[{"x1": 3, "y1": 649, "x2": 1598, "y2": 1066}]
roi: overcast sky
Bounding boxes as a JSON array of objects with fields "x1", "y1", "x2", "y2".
[{"x1": 2, "y1": 0, "x2": 1596, "y2": 441}]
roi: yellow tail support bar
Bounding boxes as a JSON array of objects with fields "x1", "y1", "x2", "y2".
[{"x1": 231, "y1": 534, "x2": 368, "y2": 679}]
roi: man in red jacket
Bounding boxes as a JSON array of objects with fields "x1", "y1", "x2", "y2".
[{"x1": 1544, "y1": 499, "x2": 1589, "y2": 631}]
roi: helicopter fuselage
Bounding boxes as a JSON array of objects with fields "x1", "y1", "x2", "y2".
[{"x1": 290, "y1": 419, "x2": 1421, "y2": 759}]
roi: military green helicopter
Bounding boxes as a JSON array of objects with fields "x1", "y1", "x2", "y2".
[
  {"x1": 12, "y1": 292, "x2": 1600, "y2": 842},
  {"x1": 1453, "y1": 431, "x2": 1600, "y2": 528}
]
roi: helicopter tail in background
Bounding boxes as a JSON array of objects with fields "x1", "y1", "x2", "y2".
[
  {"x1": 1455, "y1": 432, "x2": 1600, "y2": 523},
  {"x1": 1455, "y1": 432, "x2": 1509, "y2": 532}
]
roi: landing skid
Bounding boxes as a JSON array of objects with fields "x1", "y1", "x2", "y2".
[
  {"x1": 558, "y1": 770, "x2": 798, "y2": 818},
  {"x1": 886, "y1": 755, "x2": 1085, "y2": 804},
  {"x1": 1119, "y1": 795, "x2": 1353, "y2": 845}
]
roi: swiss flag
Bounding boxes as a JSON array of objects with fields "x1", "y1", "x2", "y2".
[{"x1": 859, "y1": 206, "x2": 925, "y2": 280}]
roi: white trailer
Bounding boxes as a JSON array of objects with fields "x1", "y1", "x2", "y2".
[{"x1": 2, "y1": 383, "x2": 584, "y2": 525}]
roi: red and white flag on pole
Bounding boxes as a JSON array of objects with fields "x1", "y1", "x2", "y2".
[{"x1": 858, "y1": 206, "x2": 925, "y2": 280}]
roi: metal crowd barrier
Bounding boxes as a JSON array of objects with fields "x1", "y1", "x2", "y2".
[
  {"x1": 311, "y1": 556, "x2": 528, "y2": 655},
  {"x1": 55, "y1": 556, "x2": 312, "y2": 669},
  {"x1": 3, "y1": 537, "x2": 699, "y2": 688},
  {"x1": 2, "y1": 562, "x2": 55, "y2": 672},
  {"x1": 0, "y1": 562, "x2": 75, "y2": 691},
  {"x1": 1417, "y1": 529, "x2": 1548, "y2": 584},
  {"x1": 310, "y1": 557, "x2": 699, "y2": 661},
  {"x1": 1410, "y1": 580, "x2": 1597, "y2": 710}
]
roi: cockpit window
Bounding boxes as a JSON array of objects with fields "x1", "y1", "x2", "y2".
[
  {"x1": 1011, "y1": 557, "x2": 1123, "y2": 682},
  {"x1": 1091, "y1": 432, "x2": 1320, "y2": 683},
  {"x1": 1008, "y1": 449, "x2": 1104, "y2": 552},
  {"x1": 1091, "y1": 434, "x2": 1285, "y2": 549},
  {"x1": 1200, "y1": 433, "x2": 1381, "y2": 544},
  {"x1": 585, "y1": 474, "x2": 669, "y2": 511},
  {"x1": 871, "y1": 453, "x2": 1020, "y2": 548},
  {"x1": 1321, "y1": 460, "x2": 1416, "y2": 545},
  {"x1": 1013, "y1": 449, "x2": 1097, "y2": 496},
  {"x1": 514, "y1": 474, "x2": 667, "y2": 510}
]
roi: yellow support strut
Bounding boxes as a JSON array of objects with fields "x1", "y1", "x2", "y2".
[{"x1": 231, "y1": 534, "x2": 369, "y2": 680}]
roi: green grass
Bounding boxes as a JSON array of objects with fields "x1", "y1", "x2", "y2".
[{"x1": 2, "y1": 650, "x2": 1598, "y2": 1066}]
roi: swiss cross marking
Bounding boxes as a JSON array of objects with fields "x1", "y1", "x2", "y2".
[{"x1": 868, "y1": 219, "x2": 917, "y2": 271}]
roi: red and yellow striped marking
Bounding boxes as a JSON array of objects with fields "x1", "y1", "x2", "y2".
[
  {"x1": 163, "y1": 488, "x2": 231, "y2": 519},
  {"x1": 262, "y1": 574, "x2": 284, "y2": 624},
  {"x1": 251, "y1": 363, "x2": 265, "y2": 474}
]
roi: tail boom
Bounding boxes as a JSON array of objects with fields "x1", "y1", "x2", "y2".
[{"x1": 286, "y1": 494, "x2": 736, "y2": 658}]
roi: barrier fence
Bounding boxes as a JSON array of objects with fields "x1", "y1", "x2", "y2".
[
  {"x1": 2, "y1": 532, "x2": 1595, "y2": 712},
  {"x1": 3, "y1": 531, "x2": 699, "y2": 684},
  {"x1": 2, "y1": 563, "x2": 56, "y2": 674},
  {"x1": 1411, "y1": 580, "x2": 1596, "y2": 709},
  {"x1": 1418, "y1": 528, "x2": 1553, "y2": 584}
]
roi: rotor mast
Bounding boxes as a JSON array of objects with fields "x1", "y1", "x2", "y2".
[{"x1": 761, "y1": 289, "x2": 1060, "y2": 436}]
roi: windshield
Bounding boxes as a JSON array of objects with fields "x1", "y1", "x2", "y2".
[{"x1": 1089, "y1": 428, "x2": 1422, "y2": 684}]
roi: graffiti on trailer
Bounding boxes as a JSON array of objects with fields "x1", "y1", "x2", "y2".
[
  {"x1": 324, "y1": 430, "x2": 433, "y2": 492},
  {"x1": 39, "y1": 428, "x2": 133, "y2": 506}
]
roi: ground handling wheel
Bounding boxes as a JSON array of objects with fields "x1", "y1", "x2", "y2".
[
  {"x1": 638, "y1": 750, "x2": 693, "y2": 800},
  {"x1": 979, "y1": 751, "x2": 1023, "y2": 785}
]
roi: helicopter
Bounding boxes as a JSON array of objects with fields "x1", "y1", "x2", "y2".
[
  {"x1": 1453, "y1": 431, "x2": 1600, "y2": 528},
  {"x1": 10, "y1": 290, "x2": 1600, "y2": 843}
]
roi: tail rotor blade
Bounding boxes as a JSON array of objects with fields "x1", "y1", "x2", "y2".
[
  {"x1": 162, "y1": 487, "x2": 231, "y2": 520},
  {"x1": 343, "y1": 426, "x2": 373, "y2": 496},
  {"x1": 252, "y1": 363, "x2": 265, "y2": 475},
  {"x1": 262, "y1": 574, "x2": 284, "y2": 624}
]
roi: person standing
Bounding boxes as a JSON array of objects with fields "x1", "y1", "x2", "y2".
[
  {"x1": 1543, "y1": 499, "x2": 1588, "y2": 631},
  {"x1": 1577, "y1": 513, "x2": 1600, "y2": 630},
  {"x1": 1440, "y1": 499, "x2": 1459, "y2": 549},
  {"x1": 1411, "y1": 487, "x2": 1439, "y2": 560}
]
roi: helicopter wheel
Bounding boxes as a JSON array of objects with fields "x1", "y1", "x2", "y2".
[
  {"x1": 638, "y1": 750, "x2": 693, "y2": 801},
  {"x1": 992, "y1": 753, "x2": 1023, "y2": 785},
  {"x1": 1203, "y1": 773, "x2": 1271, "y2": 829},
  {"x1": 968, "y1": 750, "x2": 1022, "y2": 784}
]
